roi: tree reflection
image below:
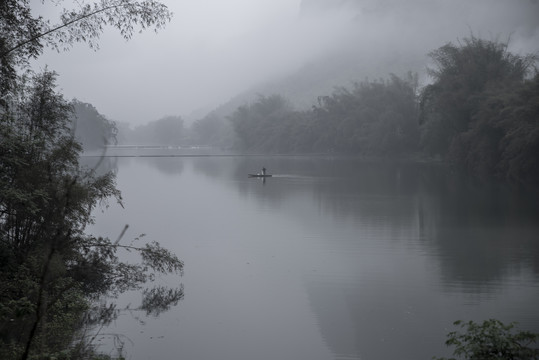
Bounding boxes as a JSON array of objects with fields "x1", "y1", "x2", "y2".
[
  {"x1": 138, "y1": 154, "x2": 539, "y2": 291},
  {"x1": 139, "y1": 156, "x2": 185, "y2": 175},
  {"x1": 76, "y1": 282, "x2": 185, "y2": 357},
  {"x1": 418, "y1": 174, "x2": 539, "y2": 288}
]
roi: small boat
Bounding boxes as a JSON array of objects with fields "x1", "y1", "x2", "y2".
[{"x1": 248, "y1": 174, "x2": 272, "y2": 178}]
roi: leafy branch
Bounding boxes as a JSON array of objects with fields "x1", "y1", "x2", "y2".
[
  {"x1": 1, "y1": 0, "x2": 173, "y2": 67},
  {"x1": 435, "y1": 319, "x2": 539, "y2": 360}
]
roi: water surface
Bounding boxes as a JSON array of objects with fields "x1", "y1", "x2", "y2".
[{"x1": 88, "y1": 156, "x2": 539, "y2": 360}]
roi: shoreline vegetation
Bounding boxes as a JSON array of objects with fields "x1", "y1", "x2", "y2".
[
  {"x1": 82, "y1": 149, "x2": 442, "y2": 165},
  {"x1": 221, "y1": 37, "x2": 538, "y2": 185},
  {"x1": 1, "y1": 0, "x2": 538, "y2": 358},
  {"x1": 114, "y1": 37, "x2": 539, "y2": 185}
]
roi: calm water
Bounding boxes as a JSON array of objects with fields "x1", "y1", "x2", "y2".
[{"x1": 87, "y1": 155, "x2": 539, "y2": 360}]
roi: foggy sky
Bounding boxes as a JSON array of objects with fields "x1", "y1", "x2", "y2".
[{"x1": 31, "y1": 0, "x2": 539, "y2": 126}]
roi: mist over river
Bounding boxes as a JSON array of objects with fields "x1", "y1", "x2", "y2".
[{"x1": 86, "y1": 155, "x2": 539, "y2": 360}]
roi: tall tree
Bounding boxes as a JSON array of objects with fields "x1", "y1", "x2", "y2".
[
  {"x1": 0, "y1": 69, "x2": 184, "y2": 360},
  {"x1": 418, "y1": 36, "x2": 539, "y2": 182},
  {"x1": 128, "y1": 115, "x2": 184, "y2": 145},
  {"x1": 419, "y1": 36, "x2": 536, "y2": 157},
  {"x1": 72, "y1": 100, "x2": 117, "y2": 151},
  {"x1": 230, "y1": 94, "x2": 294, "y2": 153},
  {"x1": 470, "y1": 74, "x2": 539, "y2": 182},
  {"x1": 191, "y1": 112, "x2": 232, "y2": 148},
  {"x1": 313, "y1": 73, "x2": 420, "y2": 155}
]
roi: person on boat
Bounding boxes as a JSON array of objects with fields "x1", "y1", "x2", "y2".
[{"x1": 262, "y1": 167, "x2": 266, "y2": 176}]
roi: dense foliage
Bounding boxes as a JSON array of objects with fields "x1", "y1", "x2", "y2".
[
  {"x1": 72, "y1": 100, "x2": 118, "y2": 151},
  {"x1": 435, "y1": 319, "x2": 539, "y2": 360},
  {"x1": 484, "y1": 75, "x2": 539, "y2": 182},
  {"x1": 226, "y1": 37, "x2": 538, "y2": 183},
  {"x1": 229, "y1": 94, "x2": 303, "y2": 153},
  {"x1": 418, "y1": 36, "x2": 538, "y2": 180},
  {"x1": 229, "y1": 74, "x2": 420, "y2": 156},
  {"x1": 0, "y1": 69, "x2": 184, "y2": 360},
  {"x1": 190, "y1": 111, "x2": 237, "y2": 149},
  {"x1": 1, "y1": 1, "x2": 181, "y2": 359},
  {"x1": 121, "y1": 115, "x2": 185, "y2": 145},
  {"x1": 312, "y1": 73, "x2": 420, "y2": 155}
]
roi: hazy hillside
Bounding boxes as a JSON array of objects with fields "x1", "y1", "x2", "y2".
[{"x1": 202, "y1": 0, "x2": 539, "y2": 120}]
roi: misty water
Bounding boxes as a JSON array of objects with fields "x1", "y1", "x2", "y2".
[{"x1": 87, "y1": 155, "x2": 539, "y2": 360}]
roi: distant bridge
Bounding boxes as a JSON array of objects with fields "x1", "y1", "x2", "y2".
[
  {"x1": 84, "y1": 144, "x2": 234, "y2": 157},
  {"x1": 105, "y1": 144, "x2": 213, "y2": 150}
]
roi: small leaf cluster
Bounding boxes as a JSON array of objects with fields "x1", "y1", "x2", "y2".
[{"x1": 435, "y1": 319, "x2": 539, "y2": 360}]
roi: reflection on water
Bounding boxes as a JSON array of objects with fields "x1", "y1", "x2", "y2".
[{"x1": 90, "y1": 155, "x2": 539, "y2": 360}]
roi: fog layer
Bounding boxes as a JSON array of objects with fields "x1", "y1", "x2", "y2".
[{"x1": 32, "y1": 0, "x2": 539, "y2": 125}]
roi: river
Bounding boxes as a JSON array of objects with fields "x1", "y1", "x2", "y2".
[{"x1": 86, "y1": 155, "x2": 539, "y2": 360}]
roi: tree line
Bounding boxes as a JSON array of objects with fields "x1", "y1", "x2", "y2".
[
  {"x1": 117, "y1": 115, "x2": 185, "y2": 146},
  {"x1": 78, "y1": 34, "x2": 538, "y2": 186},
  {"x1": 229, "y1": 73, "x2": 420, "y2": 156},
  {"x1": 227, "y1": 36, "x2": 538, "y2": 183}
]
